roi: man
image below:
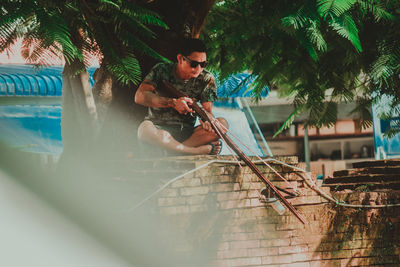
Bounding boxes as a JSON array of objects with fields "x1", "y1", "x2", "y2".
[{"x1": 135, "y1": 38, "x2": 227, "y2": 155}]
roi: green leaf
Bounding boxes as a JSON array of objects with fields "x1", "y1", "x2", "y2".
[
  {"x1": 317, "y1": 0, "x2": 356, "y2": 19},
  {"x1": 329, "y1": 14, "x2": 362, "y2": 52},
  {"x1": 273, "y1": 106, "x2": 304, "y2": 137},
  {"x1": 99, "y1": 0, "x2": 121, "y2": 9},
  {"x1": 106, "y1": 54, "x2": 141, "y2": 85}
]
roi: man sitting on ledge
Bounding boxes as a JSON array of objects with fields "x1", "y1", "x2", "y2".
[{"x1": 135, "y1": 38, "x2": 228, "y2": 155}]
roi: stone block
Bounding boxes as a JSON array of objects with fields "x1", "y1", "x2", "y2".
[
  {"x1": 159, "y1": 205, "x2": 189, "y2": 215},
  {"x1": 261, "y1": 238, "x2": 291, "y2": 247},
  {"x1": 185, "y1": 195, "x2": 206, "y2": 205},
  {"x1": 171, "y1": 177, "x2": 201, "y2": 187},
  {"x1": 180, "y1": 186, "x2": 209, "y2": 196},
  {"x1": 230, "y1": 240, "x2": 260, "y2": 249},
  {"x1": 281, "y1": 262, "x2": 310, "y2": 267},
  {"x1": 217, "y1": 242, "x2": 230, "y2": 251},
  {"x1": 309, "y1": 259, "x2": 342, "y2": 267},
  {"x1": 247, "y1": 247, "x2": 279, "y2": 257},
  {"x1": 247, "y1": 189, "x2": 262, "y2": 198},
  {"x1": 189, "y1": 204, "x2": 208, "y2": 213},
  {"x1": 322, "y1": 249, "x2": 358, "y2": 259},
  {"x1": 217, "y1": 191, "x2": 247, "y2": 201},
  {"x1": 262, "y1": 254, "x2": 293, "y2": 265},
  {"x1": 289, "y1": 196, "x2": 323, "y2": 206},
  {"x1": 219, "y1": 200, "x2": 240, "y2": 210},
  {"x1": 223, "y1": 165, "x2": 239, "y2": 176},
  {"x1": 159, "y1": 188, "x2": 179, "y2": 197},
  {"x1": 290, "y1": 235, "x2": 325, "y2": 246},
  {"x1": 211, "y1": 183, "x2": 236, "y2": 192},
  {"x1": 221, "y1": 232, "x2": 260, "y2": 242},
  {"x1": 278, "y1": 245, "x2": 309, "y2": 255},
  {"x1": 227, "y1": 257, "x2": 262, "y2": 267},
  {"x1": 291, "y1": 252, "x2": 310, "y2": 262},
  {"x1": 250, "y1": 198, "x2": 264, "y2": 207},
  {"x1": 157, "y1": 197, "x2": 186, "y2": 207},
  {"x1": 217, "y1": 248, "x2": 248, "y2": 259},
  {"x1": 239, "y1": 181, "x2": 264, "y2": 191}
]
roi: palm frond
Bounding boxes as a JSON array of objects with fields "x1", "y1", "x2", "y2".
[
  {"x1": 349, "y1": 97, "x2": 373, "y2": 129},
  {"x1": 329, "y1": 14, "x2": 362, "y2": 52},
  {"x1": 98, "y1": 0, "x2": 121, "y2": 10},
  {"x1": 122, "y1": 2, "x2": 168, "y2": 28},
  {"x1": 357, "y1": 0, "x2": 395, "y2": 21},
  {"x1": 21, "y1": 37, "x2": 63, "y2": 66},
  {"x1": 317, "y1": 0, "x2": 356, "y2": 19},
  {"x1": 282, "y1": 7, "x2": 311, "y2": 29},
  {"x1": 106, "y1": 53, "x2": 141, "y2": 85},
  {"x1": 273, "y1": 105, "x2": 304, "y2": 138},
  {"x1": 305, "y1": 21, "x2": 327, "y2": 52}
]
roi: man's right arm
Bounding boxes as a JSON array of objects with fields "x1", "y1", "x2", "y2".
[{"x1": 134, "y1": 80, "x2": 194, "y2": 114}]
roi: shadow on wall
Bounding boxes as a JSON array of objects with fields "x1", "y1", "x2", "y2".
[{"x1": 314, "y1": 193, "x2": 400, "y2": 266}]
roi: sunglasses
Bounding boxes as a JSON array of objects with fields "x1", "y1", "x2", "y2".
[{"x1": 182, "y1": 55, "x2": 208, "y2": 68}]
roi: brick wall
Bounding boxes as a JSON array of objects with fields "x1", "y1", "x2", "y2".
[{"x1": 153, "y1": 155, "x2": 400, "y2": 267}]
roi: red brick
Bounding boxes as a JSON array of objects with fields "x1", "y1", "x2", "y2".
[
  {"x1": 322, "y1": 249, "x2": 358, "y2": 259},
  {"x1": 157, "y1": 197, "x2": 186, "y2": 206},
  {"x1": 219, "y1": 200, "x2": 240, "y2": 209},
  {"x1": 262, "y1": 254, "x2": 292, "y2": 265},
  {"x1": 310, "y1": 259, "x2": 342, "y2": 267},
  {"x1": 230, "y1": 240, "x2": 260, "y2": 249},
  {"x1": 247, "y1": 189, "x2": 262, "y2": 198},
  {"x1": 232, "y1": 208, "x2": 270, "y2": 218},
  {"x1": 217, "y1": 191, "x2": 247, "y2": 201},
  {"x1": 217, "y1": 249, "x2": 248, "y2": 259},
  {"x1": 227, "y1": 257, "x2": 262, "y2": 267},
  {"x1": 281, "y1": 263, "x2": 310, "y2": 267},
  {"x1": 185, "y1": 195, "x2": 206, "y2": 205},
  {"x1": 210, "y1": 165, "x2": 226, "y2": 175},
  {"x1": 290, "y1": 235, "x2": 324, "y2": 246},
  {"x1": 240, "y1": 182, "x2": 264, "y2": 190},
  {"x1": 171, "y1": 178, "x2": 201, "y2": 187},
  {"x1": 211, "y1": 183, "x2": 235, "y2": 192},
  {"x1": 217, "y1": 242, "x2": 230, "y2": 251},
  {"x1": 159, "y1": 205, "x2": 189, "y2": 215},
  {"x1": 223, "y1": 225, "x2": 247, "y2": 233},
  {"x1": 291, "y1": 252, "x2": 309, "y2": 262},
  {"x1": 159, "y1": 188, "x2": 178, "y2": 197},
  {"x1": 261, "y1": 238, "x2": 291, "y2": 247},
  {"x1": 250, "y1": 198, "x2": 264, "y2": 207},
  {"x1": 222, "y1": 232, "x2": 260, "y2": 242},
  {"x1": 247, "y1": 247, "x2": 278, "y2": 257},
  {"x1": 180, "y1": 186, "x2": 209, "y2": 196},
  {"x1": 276, "y1": 222, "x2": 304, "y2": 231},
  {"x1": 279, "y1": 245, "x2": 308, "y2": 255},
  {"x1": 189, "y1": 204, "x2": 207, "y2": 213}
]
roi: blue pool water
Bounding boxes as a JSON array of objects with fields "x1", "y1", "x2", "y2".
[
  {"x1": 0, "y1": 64, "x2": 265, "y2": 156},
  {"x1": 0, "y1": 105, "x2": 62, "y2": 154},
  {"x1": 0, "y1": 101, "x2": 264, "y2": 156}
]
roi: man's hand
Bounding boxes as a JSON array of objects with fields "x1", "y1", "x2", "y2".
[
  {"x1": 200, "y1": 119, "x2": 214, "y2": 132},
  {"x1": 173, "y1": 97, "x2": 194, "y2": 114}
]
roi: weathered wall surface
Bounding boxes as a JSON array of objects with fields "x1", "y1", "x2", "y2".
[{"x1": 154, "y1": 156, "x2": 400, "y2": 267}]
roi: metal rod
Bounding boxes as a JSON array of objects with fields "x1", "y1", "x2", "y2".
[
  {"x1": 240, "y1": 98, "x2": 273, "y2": 157},
  {"x1": 304, "y1": 126, "x2": 310, "y2": 172}
]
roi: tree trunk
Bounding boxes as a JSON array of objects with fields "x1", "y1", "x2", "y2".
[
  {"x1": 60, "y1": 0, "x2": 217, "y2": 161},
  {"x1": 58, "y1": 60, "x2": 99, "y2": 165}
]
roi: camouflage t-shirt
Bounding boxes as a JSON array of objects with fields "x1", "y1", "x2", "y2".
[{"x1": 143, "y1": 62, "x2": 217, "y2": 127}]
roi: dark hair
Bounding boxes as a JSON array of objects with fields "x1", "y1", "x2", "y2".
[{"x1": 179, "y1": 38, "x2": 207, "y2": 56}]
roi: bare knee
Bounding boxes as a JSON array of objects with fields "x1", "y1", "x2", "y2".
[{"x1": 137, "y1": 120, "x2": 155, "y2": 141}]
